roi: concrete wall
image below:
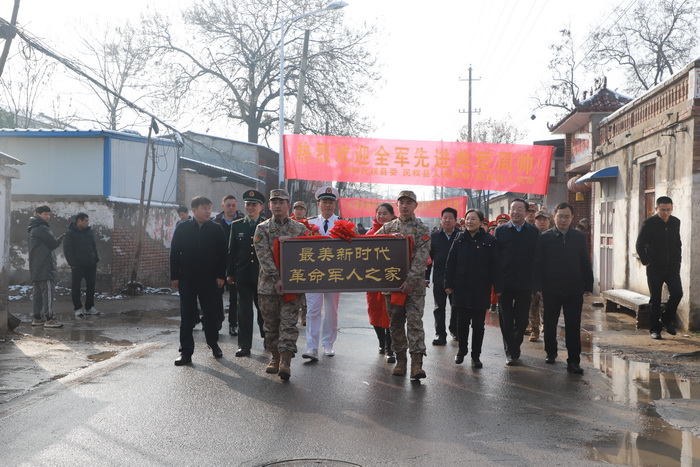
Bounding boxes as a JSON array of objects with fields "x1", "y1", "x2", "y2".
[
  {"x1": 0, "y1": 165, "x2": 20, "y2": 333},
  {"x1": 10, "y1": 196, "x2": 177, "y2": 292},
  {"x1": 178, "y1": 169, "x2": 257, "y2": 213},
  {"x1": 595, "y1": 61, "x2": 699, "y2": 330}
]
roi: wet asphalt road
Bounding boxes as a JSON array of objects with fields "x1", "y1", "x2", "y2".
[{"x1": 0, "y1": 292, "x2": 696, "y2": 466}]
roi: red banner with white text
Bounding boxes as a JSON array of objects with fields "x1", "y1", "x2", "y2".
[
  {"x1": 339, "y1": 197, "x2": 468, "y2": 219},
  {"x1": 284, "y1": 135, "x2": 553, "y2": 195}
]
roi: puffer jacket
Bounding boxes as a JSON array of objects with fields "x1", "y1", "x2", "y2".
[
  {"x1": 27, "y1": 216, "x2": 62, "y2": 281},
  {"x1": 63, "y1": 222, "x2": 99, "y2": 267}
]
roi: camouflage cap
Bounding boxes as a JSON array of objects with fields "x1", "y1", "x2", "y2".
[
  {"x1": 269, "y1": 189, "x2": 290, "y2": 201},
  {"x1": 397, "y1": 190, "x2": 417, "y2": 202},
  {"x1": 535, "y1": 210, "x2": 551, "y2": 219},
  {"x1": 293, "y1": 201, "x2": 307, "y2": 209}
]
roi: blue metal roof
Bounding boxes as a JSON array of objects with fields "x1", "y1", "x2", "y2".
[
  {"x1": 0, "y1": 128, "x2": 179, "y2": 147},
  {"x1": 577, "y1": 166, "x2": 619, "y2": 183}
]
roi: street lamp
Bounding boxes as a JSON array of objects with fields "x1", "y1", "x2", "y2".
[{"x1": 277, "y1": 1, "x2": 348, "y2": 189}]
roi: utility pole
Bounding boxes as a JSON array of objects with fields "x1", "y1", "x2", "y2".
[{"x1": 459, "y1": 65, "x2": 480, "y2": 142}]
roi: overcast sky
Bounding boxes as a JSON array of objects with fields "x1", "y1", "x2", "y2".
[{"x1": 11, "y1": 0, "x2": 644, "y2": 148}]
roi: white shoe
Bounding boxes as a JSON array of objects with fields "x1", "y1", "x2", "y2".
[
  {"x1": 324, "y1": 347, "x2": 335, "y2": 357},
  {"x1": 302, "y1": 349, "x2": 318, "y2": 361},
  {"x1": 84, "y1": 307, "x2": 101, "y2": 315},
  {"x1": 74, "y1": 308, "x2": 85, "y2": 317}
]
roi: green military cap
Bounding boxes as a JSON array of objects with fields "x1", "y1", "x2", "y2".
[
  {"x1": 243, "y1": 189, "x2": 265, "y2": 204},
  {"x1": 397, "y1": 190, "x2": 417, "y2": 202}
]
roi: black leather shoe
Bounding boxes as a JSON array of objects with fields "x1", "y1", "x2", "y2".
[
  {"x1": 211, "y1": 344, "x2": 223, "y2": 358},
  {"x1": 386, "y1": 351, "x2": 396, "y2": 364},
  {"x1": 663, "y1": 323, "x2": 677, "y2": 335},
  {"x1": 505, "y1": 357, "x2": 516, "y2": 366},
  {"x1": 432, "y1": 337, "x2": 447, "y2": 346},
  {"x1": 455, "y1": 354, "x2": 465, "y2": 364},
  {"x1": 229, "y1": 325, "x2": 238, "y2": 336},
  {"x1": 650, "y1": 332, "x2": 662, "y2": 340},
  {"x1": 545, "y1": 356, "x2": 556, "y2": 364},
  {"x1": 235, "y1": 348, "x2": 250, "y2": 357},
  {"x1": 567, "y1": 364, "x2": 584, "y2": 374},
  {"x1": 175, "y1": 355, "x2": 192, "y2": 366},
  {"x1": 471, "y1": 358, "x2": 483, "y2": 369}
]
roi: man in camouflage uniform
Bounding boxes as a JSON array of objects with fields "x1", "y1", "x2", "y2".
[
  {"x1": 253, "y1": 189, "x2": 310, "y2": 381},
  {"x1": 374, "y1": 190, "x2": 431, "y2": 379}
]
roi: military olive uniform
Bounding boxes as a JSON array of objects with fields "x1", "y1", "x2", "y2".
[
  {"x1": 375, "y1": 215, "x2": 431, "y2": 355},
  {"x1": 254, "y1": 216, "x2": 310, "y2": 354},
  {"x1": 227, "y1": 215, "x2": 266, "y2": 351}
]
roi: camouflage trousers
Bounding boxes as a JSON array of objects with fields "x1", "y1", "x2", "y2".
[
  {"x1": 529, "y1": 292, "x2": 544, "y2": 331},
  {"x1": 386, "y1": 293, "x2": 427, "y2": 355},
  {"x1": 258, "y1": 294, "x2": 301, "y2": 354}
]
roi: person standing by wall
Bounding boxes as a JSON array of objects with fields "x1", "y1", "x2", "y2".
[
  {"x1": 28, "y1": 205, "x2": 63, "y2": 328},
  {"x1": 635, "y1": 196, "x2": 683, "y2": 339},
  {"x1": 533, "y1": 202, "x2": 593, "y2": 374},
  {"x1": 63, "y1": 212, "x2": 100, "y2": 318},
  {"x1": 170, "y1": 196, "x2": 228, "y2": 366}
]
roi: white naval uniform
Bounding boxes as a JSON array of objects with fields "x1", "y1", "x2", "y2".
[{"x1": 305, "y1": 214, "x2": 340, "y2": 353}]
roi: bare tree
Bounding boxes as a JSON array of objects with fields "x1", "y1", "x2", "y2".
[
  {"x1": 532, "y1": 29, "x2": 585, "y2": 116},
  {"x1": 76, "y1": 21, "x2": 153, "y2": 130},
  {"x1": 459, "y1": 116, "x2": 526, "y2": 145},
  {"x1": 0, "y1": 42, "x2": 55, "y2": 128},
  {"x1": 144, "y1": 0, "x2": 379, "y2": 144},
  {"x1": 588, "y1": 0, "x2": 700, "y2": 95}
]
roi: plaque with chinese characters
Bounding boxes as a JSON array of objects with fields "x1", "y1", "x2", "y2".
[{"x1": 280, "y1": 237, "x2": 410, "y2": 293}]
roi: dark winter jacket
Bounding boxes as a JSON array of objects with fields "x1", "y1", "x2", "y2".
[
  {"x1": 27, "y1": 216, "x2": 62, "y2": 282},
  {"x1": 63, "y1": 222, "x2": 99, "y2": 268},
  {"x1": 532, "y1": 227, "x2": 593, "y2": 295},
  {"x1": 425, "y1": 229, "x2": 458, "y2": 285},
  {"x1": 494, "y1": 221, "x2": 540, "y2": 291},
  {"x1": 170, "y1": 219, "x2": 227, "y2": 283},
  {"x1": 444, "y1": 228, "x2": 500, "y2": 310},
  {"x1": 214, "y1": 210, "x2": 244, "y2": 244},
  {"x1": 635, "y1": 214, "x2": 682, "y2": 273}
]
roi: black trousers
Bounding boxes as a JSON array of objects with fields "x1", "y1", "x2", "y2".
[
  {"x1": 456, "y1": 307, "x2": 486, "y2": 358},
  {"x1": 179, "y1": 279, "x2": 223, "y2": 356},
  {"x1": 70, "y1": 263, "x2": 96, "y2": 311},
  {"x1": 433, "y1": 286, "x2": 456, "y2": 338},
  {"x1": 227, "y1": 283, "x2": 238, "y2": 326},
  {"x1": 647, "y1": 268, "x2": 683, "y2": 333},
  {"x1": 543, "y1": 293, "x2": 583, "y2": 365},
  {"x1": 236, "y1": 283, "x2": 262, "y2": 350},
  {"x1": 498, "y1": 288, "x2": 531, "y2": 359}
]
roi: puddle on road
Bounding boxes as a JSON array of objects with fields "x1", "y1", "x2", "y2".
[
  {"x1": 23, "y1": 327, "x2": 133, "y2": 346},
  {"x1": 588, "y1": 349, "x2": 700, "y2": 465},
  {"x1": 87, "y1": 351, "x2": 118, "y2": 362}
]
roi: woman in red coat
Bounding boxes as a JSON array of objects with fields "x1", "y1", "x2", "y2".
[{"x1": 366, "y1": 203, "x2": 396, "y2": 362}]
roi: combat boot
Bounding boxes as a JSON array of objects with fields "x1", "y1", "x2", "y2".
[
  {"x1": 410, "y1": 353, "x2": 426, "y2": 379},
  {"x1": 278, "y1": 351, "x2": 293, "y2": 380},
  {"x1": 266, "y1": 350, "x2": 280, "y2": 374},
  {"x1": 392, "y1": 351, "x2": 407, "y2": 376}
]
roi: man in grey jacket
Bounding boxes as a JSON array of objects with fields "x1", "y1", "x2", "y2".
[{"x1": 28, "y1": 205, "x2": 63, "y2": 328}]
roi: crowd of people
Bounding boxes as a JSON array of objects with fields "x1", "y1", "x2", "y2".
[{"x1": 26, "y1": 188, "x2": 681, "y2": 383}]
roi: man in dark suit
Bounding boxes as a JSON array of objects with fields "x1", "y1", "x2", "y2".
[
  {"x1": 425, "y1": 207, "x2": 459, "y2": 345},
  {"x1": 532, "y1": 202, "x2": 593, "y2": 374},
  {"x1": 494, "y1": 198, "x2": 540, "y2": 366},
  {"x1": 226, "y1": 190, "x2": 266, "y2": 357},
  {"x1": 214, "y1": 194, "x2": 244, "y2": 336},
  {"x1": 170, "y1": 196, "x2": 228, "y2": 366}
]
